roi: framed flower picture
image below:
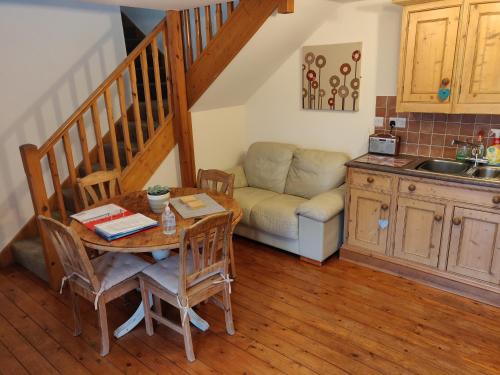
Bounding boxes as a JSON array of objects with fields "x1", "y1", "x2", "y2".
[{"x1": 302, "y1": 42, "x2": 362, "y2": 112}]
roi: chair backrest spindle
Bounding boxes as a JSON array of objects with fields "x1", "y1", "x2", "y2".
[
  {"x1": 177, "y1": 212, "x2": 233, "y2": 299},
  {"x1": 38, "y1": 216, "x2": 100, "y2": 292},
  {"x1": 77, "y1": 170, "x2": 123, "y2": 209},
  {"x1": 197, "y1": 169, "x2": 235, "y2": 198}
]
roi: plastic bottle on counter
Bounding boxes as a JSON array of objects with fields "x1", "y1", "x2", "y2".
[
  {"x1": 162, "y1": 204, "x2": 176, "y2": 235},
  {"x1": 486, "y1": 129, "x2": 500, "y2": 165}
]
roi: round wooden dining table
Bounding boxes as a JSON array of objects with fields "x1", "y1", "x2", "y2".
[
  {"x1": 70, "y1": 187, "x2": 242, "y2": 338},
  {"x1": 71, "y1": 187, "x2": 242, "y2": 252}
]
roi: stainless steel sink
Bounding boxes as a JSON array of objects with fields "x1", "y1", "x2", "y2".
[
  {"x1": 415, "y1": 159, "x2": 471, "y2": 175},
  {"x1": 471, "y1": 166, "x2": 500, "y2": 179}
]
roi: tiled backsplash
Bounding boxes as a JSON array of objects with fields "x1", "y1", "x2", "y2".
[{"x1": 375, "y1": 96, "x2": 500, "y2": 158}]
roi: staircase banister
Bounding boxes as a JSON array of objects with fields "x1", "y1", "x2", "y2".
[
  {"x1": 186, "y1": 0, "x2": 290, "y2": 108},
  {"x1": 39, "y1": 19, "x2": 169, "y2": 155}
]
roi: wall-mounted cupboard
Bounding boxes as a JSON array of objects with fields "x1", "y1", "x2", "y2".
[{"x1": 394, "y1": 0, "x2": 500, "y2": 114}]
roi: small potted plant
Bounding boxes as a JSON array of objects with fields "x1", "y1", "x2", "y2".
[{"x1": 147, "y1": 185, "x2": 170, "y2": 214}]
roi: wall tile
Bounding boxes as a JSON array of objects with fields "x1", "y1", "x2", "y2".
[
  {"x1": 374, "y1": 96, "x2": 496, "y2": 158},
  {"x1": 407, "y1": 131, "x2": 419, "y2": 143},
  {"x1": 420, "y1": 121, "x2": 433, "y2": 133},
  {"x1": 433, "y1": 121, "x2": 446, "y2": 134},
  {"x1": 376, "y1": 96, "x2": 387, "y2": 108}
]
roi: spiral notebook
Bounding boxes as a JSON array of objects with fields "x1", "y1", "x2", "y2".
[{"x1": 71, "y1": 204, "x2": 158, "y2": 241}]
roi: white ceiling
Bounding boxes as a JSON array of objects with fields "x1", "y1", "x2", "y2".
[{"x1": 81, "y1": 0, "x2": 221, "y2": 10}]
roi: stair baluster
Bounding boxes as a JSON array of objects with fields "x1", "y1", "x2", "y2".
[{"x1": 18, "y1": 20, "x2": 174, "y2": 288}]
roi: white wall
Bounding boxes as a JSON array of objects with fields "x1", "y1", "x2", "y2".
[
  {"x1": 145, "y1": 145, "x2": 182, "y2": 187},
  {"x1": 0, "y1": 1, "x2": 127, "y2": 250},
  {"x1": 192, "y1": 105, "x2": 247, "y2": 170},
  {"x1": 245, "y1": 0, "x2": 402, "y2": 158},
  {"x1": 145, "y1": 106, "x2": 246, "y2": 188}
]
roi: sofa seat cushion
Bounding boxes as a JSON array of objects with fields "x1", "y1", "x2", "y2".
[
  {"x1": 250, "y1": 194, "x2": 307, "y2": 240},
  {"x1": 244, "y1": 142, "x2": 297, "y2": 193},
  {"x1": 284, "y1": 149, "x2": 349, "y2": 199},
  {"x1": 234, "y1": 187, "x2": 279, "y2": 225}
]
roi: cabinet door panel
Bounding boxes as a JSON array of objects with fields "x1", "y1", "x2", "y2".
[
  {"x1": 447, "y1": 207, "x2": 500, "y2": 284},
  {"x1": 347, "y1": 189, "x2": 391, "y2": 254},
  {"x1": 457, "y1": 2, "x2": 500, "y2": 109},
  {"x1": 394, "y1": 198, "x2": 445, "y2": 267},
  {"x1": 401, "y1": 6, "x2": 460, "y2": 105}
]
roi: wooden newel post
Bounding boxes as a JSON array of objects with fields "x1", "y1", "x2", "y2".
[
  {"x1": 20, "y1": 144, "x2": 64, "y2": 290},
  {"x1": 166, "y1": 13, "x2": 197, "y2": 187}
]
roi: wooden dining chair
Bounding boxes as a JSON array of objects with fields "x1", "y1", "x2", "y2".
[
  {"x1": 139, "y1": 211, "x2": 235, "y2": 362},
  {"x1": 197, "y1": 169, "x2": 238, "y2": 276},
  {"x1": 77, "y1": 170, "x2": 123, "y2": 209},
  {"x1": 38, "y1": 216, "x2": 149, "y2": 356},
  {"x1": 196, "y1": 169, "x2": 235, "y2": 198}
]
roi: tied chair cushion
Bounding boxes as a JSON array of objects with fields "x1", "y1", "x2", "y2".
[
  {"x1": 92, "y1": 253, "x2": 150, "y2": 293},
  {"x1": 142, "y1": 253, "x2": 220, "y2": 294}
]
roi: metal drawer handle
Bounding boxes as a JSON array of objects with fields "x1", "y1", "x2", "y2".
[
  {"x1": 493, "y1": 196, "x2": 500, "y2": 204},
  {"x1": 452, "y1": 217, "x2": 462, "y2": 226},
  {"x1": 367, "y1": 176, "x2": 374, "y2": 183},
  {"x1": 408, "y1": 184, "x2": 416, "y2": 192},
  {"x1": 381, "y1": 203, "x2": 389, "y2": 211},
  {"x1": 434, "y1": 214, "x2": 443, "y2": 222}
]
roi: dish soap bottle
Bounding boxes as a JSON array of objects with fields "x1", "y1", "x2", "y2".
[
  {"x1": 162, "y1": 204, "x2": 176, "y2": 235},
  {"x1": 486, "y1": 129, "x2": 500, "y2": 165}
]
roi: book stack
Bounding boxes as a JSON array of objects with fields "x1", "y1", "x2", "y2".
[{"x1": 71, "y1": 204, "x2": 158, "y2": 241}]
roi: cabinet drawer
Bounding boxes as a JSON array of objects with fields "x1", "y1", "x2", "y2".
[
  {"x1": 399, "y1": 179, "x2": 500, "y2": 209},
  {"x1": 349, "y1": 170, "x2": 393, "y2": 193}
]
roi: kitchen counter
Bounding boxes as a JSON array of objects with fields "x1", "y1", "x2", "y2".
[{"x1": 346, "y1": 153, "x2": 500, "y2": 189}]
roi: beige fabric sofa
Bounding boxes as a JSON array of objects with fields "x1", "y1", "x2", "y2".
[{"x1": 228, "y1": 142, "x2": 349, "y2": 263}]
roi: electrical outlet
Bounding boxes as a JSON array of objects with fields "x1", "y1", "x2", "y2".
[
  {"x1": 374, "y1": 117, "x2": 384, "y2": 128},
  {"x1": 389, "y1": 117, "x2": 406, "y2": 128}
]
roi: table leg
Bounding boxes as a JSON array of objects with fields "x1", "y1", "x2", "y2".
[{"x1": 113, "y1": 294, "x2": 210, "y2": 338}]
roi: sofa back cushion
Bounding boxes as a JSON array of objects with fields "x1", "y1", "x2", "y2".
[
  {"x1": 244, "y1": 142, "x2": 297, "y2": 194},
  {"x1": 284, "y1": 148, "x2": 349, "y2": 199}
]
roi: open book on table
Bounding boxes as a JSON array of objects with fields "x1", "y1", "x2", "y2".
[{"x1": 71, "y1": 204, "x2": 158, "y2": 241}]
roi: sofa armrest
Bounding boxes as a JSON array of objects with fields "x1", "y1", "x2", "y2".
[
  {"x1": 225, "y1": 165, "x2": 248, "y2": 188},
  {"x1": 296, "y1": 185, "x2": 345, "y2": 222}
]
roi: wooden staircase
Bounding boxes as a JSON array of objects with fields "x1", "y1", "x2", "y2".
[{"x1": 9, "y1": 0, "x2": 293, "y2": 290}]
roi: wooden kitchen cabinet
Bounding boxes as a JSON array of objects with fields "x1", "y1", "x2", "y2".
[
  {"x1": 395, "y1": 0, "x2": 500, "y2": 114},
  {"x1": 454, "y1": 1, "x2": 500, "y2": 113},
  {"x1": 346, "y1": 188, "x2": 391, "y2": 254},
  {"x1": 343, "y1": 164, "x2": 500, "y2": 306},
  {"x1": 396, "y1": 1, "x2": 461, "y2": 113},
  {"x1": 447, "y1": 207, "x2": 500, "y2": 284},
  {"x1": 393, "y1": 197, "x2": 445, "y2": 267}
]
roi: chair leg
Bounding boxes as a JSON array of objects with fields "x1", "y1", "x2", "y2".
[
  {"x1": 140, "y1": 278, "x2": 154, "y2": 336},
  {"x1": 97, "y1": 299, "x2": 110, "y2": 356},
  {"x1": 153, "y1": 294, "x2": 163, "y2": 320},
  {"x1": 229, "y1": 235, "x2": 237, "y2": 278},
  {"x1": 70, "y1": 290, "x2": 82, "y2": 337},
  {"x1": 180, "y1": 310, "x2": 195, "y2": 362},
  {"x1": 222, "y1": 285, "x2": 235, "y2": 335}
]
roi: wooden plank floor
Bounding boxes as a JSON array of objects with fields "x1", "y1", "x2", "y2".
[{"x1": 1, "y1": 237, "x2": 499, "y2": 374}]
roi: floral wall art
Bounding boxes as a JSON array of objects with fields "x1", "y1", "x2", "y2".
[{"x1": 302, "y1": 42, "x2": 362, "y2": 112}]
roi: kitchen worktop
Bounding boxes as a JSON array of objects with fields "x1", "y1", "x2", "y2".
[{"x1": 346, "y1": 153, "x2": 500, "y2": 189}]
